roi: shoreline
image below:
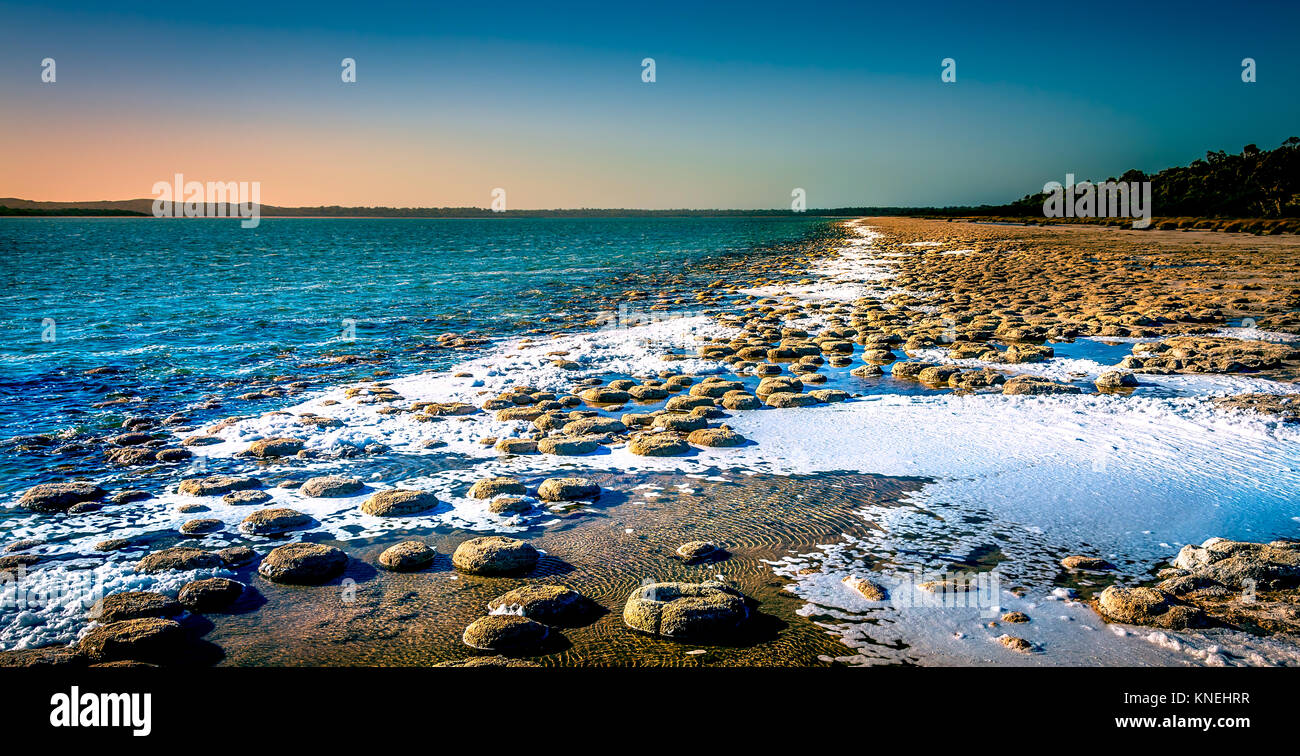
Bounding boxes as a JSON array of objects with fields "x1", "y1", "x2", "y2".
[{"x1": 4, "y1": 217, "x2": 1300, "y2": 666}]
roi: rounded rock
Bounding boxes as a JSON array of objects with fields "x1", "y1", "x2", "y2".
[
  {"x1": 622, "y1": 581, "x2": 748, "y2": 640},
  {"x1": 536, "y1": 477, "x2": 600, "y2": 502},
  {"x1": 300, "y1": 475, "x2": 365, "y2": 498},
  {"x1": 627, "y1": 434, "x2": 691, "y2": 457},
  {"x1": 258, "y1": 543, "x2": 348, "y2": 584},
  {"x1": 462, "y1": 615, "x2": 550, "y2": 651},
  {"x1": 451, "y1": 536, "x2": 539, "y2": 576},
  {"x1": 18, "y1": 482, "x2": 105, "y2": 513},
  {"x1": 360, "y1": 489, "x2": 439, "y2": 516},
  {"x1": 240, "y1": 507, "x2": 312, "y2": 536},
  {"x1": 675, "y1": 541, "x2": 726, "y2": 562},
  {"x1": 137, "y1": 547, "x2": 224, "y2": 573},
  {"x1": 178, "y1": 578, "x2": 245, "y2": 612},
  {"x1": 78, "y1": 618, "x2": 184, "y2": 663},
  {"x1": 487, "y1": 584, "x2": 594, "y2": 625},
  {"x1": 377, "y1": 540, "x2": 436, "y2": 572},
  {"x1": 537, "y1": 437, "x2": 597, "y2": 456},
  {"x1": 90, "y1": 591, "x2": 181, "y2": 624},
  {"x1": 467, "y1": 477, "x2": 527, "y2": 500}
]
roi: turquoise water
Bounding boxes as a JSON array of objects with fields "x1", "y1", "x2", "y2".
[{"x1": 0, "y1": 216, "x2": 833, "y2": 494}]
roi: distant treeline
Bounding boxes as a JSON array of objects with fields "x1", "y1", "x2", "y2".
[
  {"x1": 1001, "y1": 137, "x2": 1300, "y2": 218},
  {"x1": 0, "y1": 205, "x2": 149, "y2": 216}
]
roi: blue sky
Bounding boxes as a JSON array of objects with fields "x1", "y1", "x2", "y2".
[{"x1": 2, "y1": 0, "x2": 1297, "y2": 207}]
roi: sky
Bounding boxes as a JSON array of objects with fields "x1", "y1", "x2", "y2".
[{"x1": 1, "y1": 0, "x2": 1297, "y2": 209}]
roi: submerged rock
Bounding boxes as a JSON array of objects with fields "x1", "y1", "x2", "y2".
[
  {"x1": 1211, "y1": 393, "x2": 1300, "y2": 423},
  {"x1": 434, "y1": 656, "x2": 542, "y2": 668},
  {"x1": 1060, "y1": 555, "x2": 1115, "y2": 571},
  {"x1": 675, "y1": 541, "x2": 726, "y2": 563}
]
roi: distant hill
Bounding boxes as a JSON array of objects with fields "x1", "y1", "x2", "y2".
[{"x1": 4, "y1": 137, "x2": 1296, "y2": 219}]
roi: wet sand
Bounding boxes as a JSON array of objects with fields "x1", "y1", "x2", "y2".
[{"x1": 207, "y1": 470, "x2": 923, "y2": 666}]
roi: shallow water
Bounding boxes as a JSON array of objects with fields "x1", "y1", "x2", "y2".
[{"x1": 0, "y1": 216, "x2": 830, "y2": 490}]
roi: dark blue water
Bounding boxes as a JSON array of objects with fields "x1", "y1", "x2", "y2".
[{"x1": 0, "y1": 216, "x2": 833, "y2": 493}]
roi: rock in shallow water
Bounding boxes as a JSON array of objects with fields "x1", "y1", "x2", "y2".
[
  {"x1": 378, "y1": 540, "x2": 436, "y2": 572},
  {"x1": 452, "y1": 536, "x2": 539, "y2": 575},
  {"x1": 78, "y1": 618, "x2": 185, "y2": 663},
  {"x1": 467, "y1": 477, "x2": 527, "y2": 499},
  {"x1": 245, "y1": 437, "x2": 305, "y2": 458},
  {"x1": 434, "y1": 655, "x2": 541, "y2": 667},
  {"x1": 462, "y1": 615, "x2": 550, "y2": 651},
  {"x1": 1096, "y1": 585, "x2": 1205, "y2": 629},
  {"x1": 300, "y1": 475, "x2": 364, "y2": 498},
  {"x1": 360, "y1": 489, "x2": 439, "y2": 516},
  {"x1": 997, "y1": 635, "x2": 1036, "y2": 653},
  {"x1": 628, "y1": 434, "x2": 691, "y2": 457},
  {"x1": 537, "y1": 477, "x2": 600, "y2": 502},
  {"x1": 178, "y1": 475, "x2": 262, "y2": 496},
  {"x1": 137, "y1": 547, "x2": 225, "y2": 573},
  {"x1": 842, "y1": 576, "x2": 888, "y2": 602},
  {"x1": 675, "y1": 541, "x2": 726, "y2": 563},
  {"x1": 18, "y1": 482, "x2": 105, "y2": 513},
  {"x1": 178, "y1": 578, "x2": 245, "y2": 611},
  {"x1": 1060, "y1": 555, "x2": 1114, "y2": 571},
  {"x1": 537, "y1": 437, "x2": 597, "y2": 455},
  {"x1": 240, "y1": 507, "x2": 312, "y2": 536},
  {"x1": 258, "y1": 543, "x2": 348, "y2": 584},
  {"x1": 622, "y1": 581, "x2": 749, "y2": 640},
  {"x1": 487, "y1": 584, "x2": 595, "y2": 625},
  {"x1": 90, "y1": 591, "x2": 181, "y2": 624}
]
